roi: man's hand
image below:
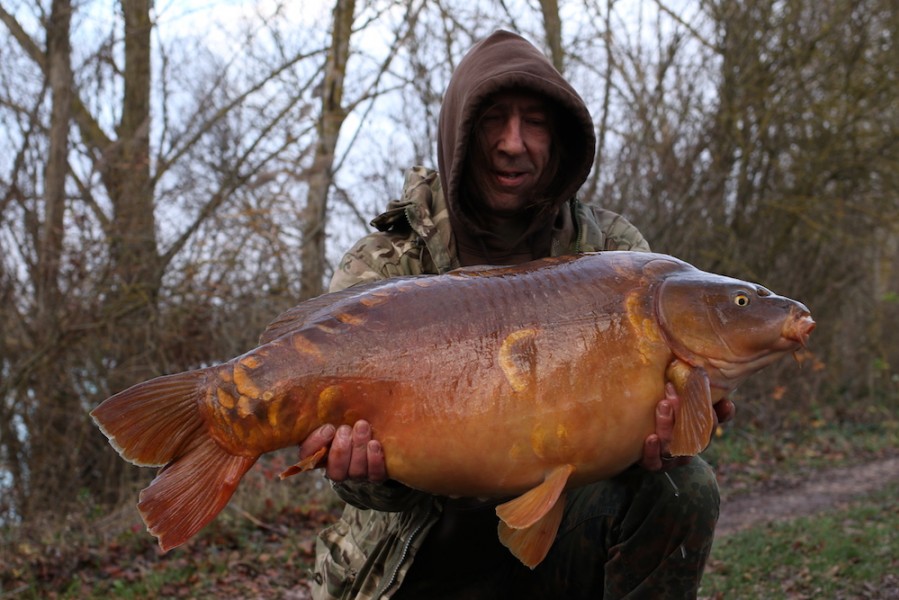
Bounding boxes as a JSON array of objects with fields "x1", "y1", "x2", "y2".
[
  {"x1": 639, "y1": 384, "x2": 736, "y2": 472},
  {"x1": 297, "y1": 420, "x2": 388, "y2": 483}
]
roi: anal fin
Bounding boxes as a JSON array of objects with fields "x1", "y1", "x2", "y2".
[
  {"x1": 496, "y1": 464, "x2": 574, "y2": 568},
  {"x1": 279, "y1": 447, "x2": 327, "y2": 479},
  {"x1": 666, "y1": 361, "x2": 715, "y2": 456}
]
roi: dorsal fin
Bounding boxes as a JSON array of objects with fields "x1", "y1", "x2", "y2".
[{"x1": 258, "y1": 277, "x2": 418, "y2": 344}]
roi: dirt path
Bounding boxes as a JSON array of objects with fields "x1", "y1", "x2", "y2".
[{"x1": 716, "y1": 455, "x2": 899, "y2": 536}]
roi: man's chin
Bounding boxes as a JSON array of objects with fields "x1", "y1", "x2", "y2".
[{"x1": 482, "y1": 197, "x2": 537, "y2": 217}]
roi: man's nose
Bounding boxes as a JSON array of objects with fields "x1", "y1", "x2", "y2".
[{"x1": 497, "y1": 116, "x2": 526, "y2": 154}]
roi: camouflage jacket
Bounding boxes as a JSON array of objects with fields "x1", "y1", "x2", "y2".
[{"x1": 311, "y1": 166, "x2": 649, "y2": 600}]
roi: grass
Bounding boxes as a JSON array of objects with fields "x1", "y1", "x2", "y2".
[
  {"x1": 699, "y1": 480, "x2": 899, "y2": 599},
  {"x1": 701, "y1": 410, "x2": 898, "y2": 501},
  {"x1": 0, "y1": 459, "x2": 342, "y2": 599}
]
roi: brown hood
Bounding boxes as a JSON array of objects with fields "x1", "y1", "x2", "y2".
[{"x1": 437, "y1": 30, "x2": 596, "y2": 264}]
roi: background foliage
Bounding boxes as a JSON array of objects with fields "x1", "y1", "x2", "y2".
[{"x1": 1, "y1": 0, "x2": 896, "y2": 528}]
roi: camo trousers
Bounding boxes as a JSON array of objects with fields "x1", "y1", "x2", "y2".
[{"x1": 391, "y1": 458, "x2": 719, "y2": 599}]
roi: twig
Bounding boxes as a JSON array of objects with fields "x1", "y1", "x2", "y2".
[
  {"x1": 0, "y1": 583, "x2": 32, "y2": 599},
  {"x1": 227, "y1": 503, "x2": 288, "y2": 536}
]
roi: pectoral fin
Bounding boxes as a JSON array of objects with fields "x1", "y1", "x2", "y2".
[
  {"x1": 496, "y1": 464, "x2": 574, "y2": 568},
  {"x1": 666, "y1": 361, "x2": 715, "y2": 456}
]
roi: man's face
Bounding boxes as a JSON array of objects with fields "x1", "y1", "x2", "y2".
[{"x1": 472, "y1": 91, "x2": 554, "y2": 216}]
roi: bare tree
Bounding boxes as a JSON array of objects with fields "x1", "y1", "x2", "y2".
[
  {"x1": 538, "y1": 0, "x2": 564, "y2": 71},
  {"x1": 301, "y1": 0, "x2": 357, "y2": 300},
  {"x1": 0, "y1": 0, "x2": 362, "y2": 517}
]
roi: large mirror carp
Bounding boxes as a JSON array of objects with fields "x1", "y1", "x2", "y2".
[{"x1": 92, "y1": 251, "x2": 814, "y2": 567}]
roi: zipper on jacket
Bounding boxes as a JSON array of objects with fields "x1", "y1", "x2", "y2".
[
  {"x1": 404, "y1": 205, "x2": 416, "y2": 233},
  {"x1": 573, "y1": 199, "x2": 586, "y2": 253},
  {"x1": 374, "y1": 520, "x2": 425, "y2": 598}
]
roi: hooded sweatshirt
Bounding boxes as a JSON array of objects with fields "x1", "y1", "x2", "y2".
[{"x1": 437, "y1": 30, "x2": 597, "y2": 265}]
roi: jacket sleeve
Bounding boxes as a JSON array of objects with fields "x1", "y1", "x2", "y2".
[
  {"x1": 575, "y1": 203, "x2": 652, "y2": 253},
  {"x1": 330, "y1": 479, "x2": 430, "y2": 512},
  {"x1": 329, "y1": 235, "x2": 401, "y2": 292},
  {"x1": 597, "y1": 209, "x2": 651, "y2": 252}
]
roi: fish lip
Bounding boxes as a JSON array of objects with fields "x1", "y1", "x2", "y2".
[
  {"x1": 705, "y1": 348, "x2": 794, "y2": 382},
  {"x1": 701, "y1": 323, "x2": 810, "y2": 382},
  {"x1": 788, "y1": 314, "x2": 816, "y2": 348}
]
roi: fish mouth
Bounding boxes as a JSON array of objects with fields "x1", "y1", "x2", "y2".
[
  {"x1": 784, "y1": 313, "x2": 815, "y2": 348},
  {"x1": 707, "y1": 349, "x2": 793, "y2": 383},
  {"x1": 705, "y1": 311, "x2": 815, "y2": 383}
]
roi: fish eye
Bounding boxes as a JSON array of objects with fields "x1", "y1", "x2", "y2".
[{"x1": 734, "y1": 292, "x2": 750, "y2": 307}]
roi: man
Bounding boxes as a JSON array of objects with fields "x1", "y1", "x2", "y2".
[{"x1": 300, "y1": 30, "x2": 733, "y2": 599}]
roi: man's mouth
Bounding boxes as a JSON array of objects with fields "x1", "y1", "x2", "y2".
[{"x1": 495, "y1": 170, "x2": 529, "y2": 186}]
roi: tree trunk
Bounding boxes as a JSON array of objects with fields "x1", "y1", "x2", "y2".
[
  {"x1": 106, "y1": 0, "x2": 158, "y2": 303},
  {"x1": 23, "y1": 0, "x2": 75, "y2": 518},
  {"x1": 538, "y1": 0, "x2": 564, "y2": 72},
  {"x1": 300, "y1": 0, "x2": 356, "y2": 300},
  {"x1": 89, "y1": 0, "x2": 161, "y2": 506},
  {"x1": 103, "y1": 0, "x2": 160, "y2": 386},
  {"x1": 38, "y1": 0, "x2": 70, "y2": 321}
]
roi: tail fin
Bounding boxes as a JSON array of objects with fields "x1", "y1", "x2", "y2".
[
  {"x1": 91, "y1": 371, "x2": 208, "y2": 466},
  {"x1": 91, "y1": 370, "x2": 257, "y2": 551}
]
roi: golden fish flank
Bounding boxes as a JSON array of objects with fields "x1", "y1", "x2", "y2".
[
  {"x1": 237, "y1": 395, "x2": 254, "y2": 419},
  {"x1": 263, "y1": 391, "x2": 278, "y2": 428},
  {"x1": 530, "y1": 423, "x2": 547, "y2": 459},
  {"x1": 315, "y1": 322, "x2": 341, "y2": 335},
  {"x1": 317, "y1": 385, "x2": 341, "y2": 421},
  {"x1": 234, "y1": 356, "x2": 263, "y2": 399},
  {"x1": 556, "y1": 423, "x2": 569, "y2": 446},
  {"x1": 211, "y1": 388, "x2": 240, "y2": 436},
  {"x1": 336, "y1": 311, "x2": 366, "y2": 326},
  {"x1": 216, "y1": 388, "x2": 235, "y2": 410},
  {"x1": 359, "y1": 294, "x2": 389, "y2": 309},
  {"x1": 625, "y1": 291, "x2": 662, "y2": 364},
  {"x1": 291, "y1": 334, "x2": 322, "y2": 359},
  {"x1": 508, "y1": 441, "x2": 524, "y2": 461},
  {"x1": 499, "y1": 328, "x2": 539, "y2": 392},
  {"x1": 530, "y1": 422, "x2": 572, "y2": 460}
]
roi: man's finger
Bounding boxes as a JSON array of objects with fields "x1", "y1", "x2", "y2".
[
  {"x1": 299, "y1": 424, "x2": 336, "y2": 461},
  {"x1": 641, "y1": 434, "x2": 663, "y2": 471},
  {"x1": 326, "y1": 424, "x2": 353, "y2": 481},
  {"x1": 347, "y1": 421, "x2": 372, "y2": 479},
  {"x1": 714, "y1": 398, "x2": 736, "y2": 424},
  {"x1": 367, "y1": 440, "x2": 387, "y2": 483},
  {"x1": 655, "y1": 399, "x2": 675, "y2": 456}
]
